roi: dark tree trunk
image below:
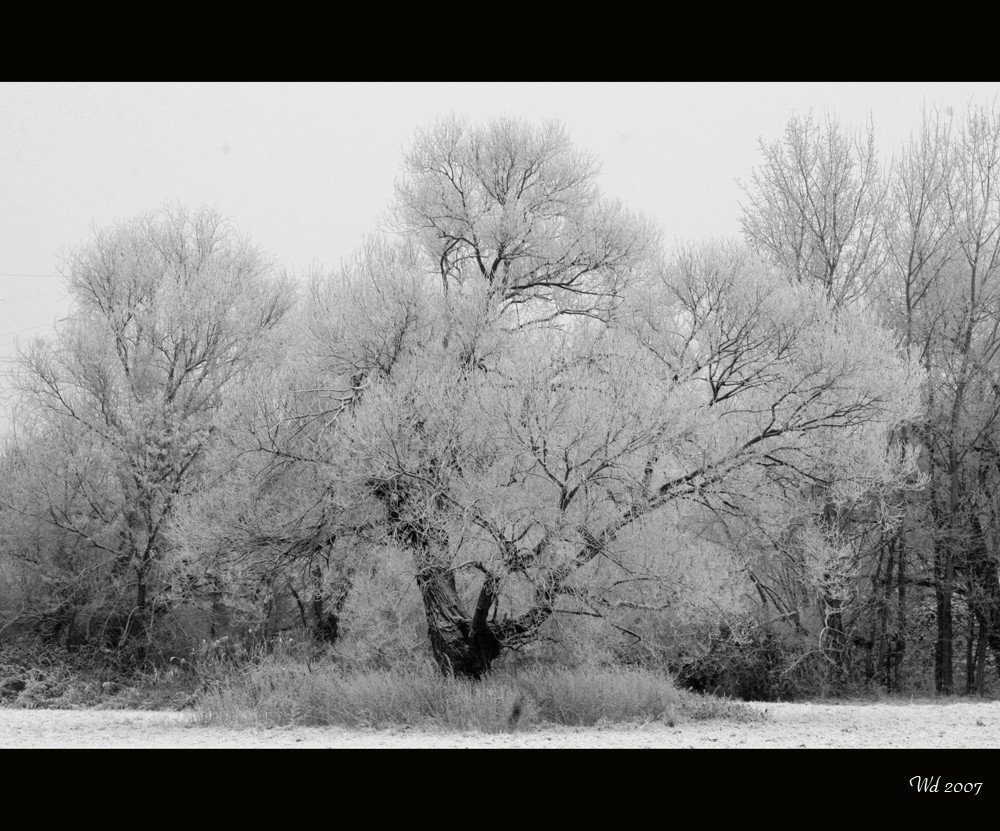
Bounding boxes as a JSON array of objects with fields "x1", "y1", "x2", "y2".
[
  {"x1": 893, "y1": 534, "x2": 907, "y2": 691},
  {"x1": 374, "y1": 476, "x2": 599, "y2": 679},
  {"x1": 876, "y1": 535, "x2": 895, "y2": 690},
  {"x1": 377, "y1": 479, "x2": 504, "y2": 679},
  {"x1": 975, "y1": 631, "x2": 988, "y2": 694},
  {"x1": 965, "y1": 510, "x2": 1000, "y2": 691},
  {"x1": 965, "y1": 604, "x2": 976, "y2": 695},
  {"x1": 973, "y1": 614, "x2": 989, "y2": 694},
  {"x1": 416, "y1": 564, "x2": 501, "y2": 679},
  {"x1": 310, "y1": 598, "x2": 339, "y2": 644},
  {"x1": 820, "y1": 588, "x2": 845, "y2": 668},
  {"x1": 930, "y1": 485, "x2": 954, "y2": 694},
  {"x1": 125, "y1": 566, "x2": 151, "y2": 644},
  {"x1": 289, "y1": 583, "x2": 342, "y2": 646},
  {"x1": 307, "y1": 563, "x2": 345, "y2": 645},
  {"x1": 935, "y1": 576, "x2": 954, "y2": 694}
]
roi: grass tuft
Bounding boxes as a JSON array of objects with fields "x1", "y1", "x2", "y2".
[{"x1": 192, "y1": 659, "x2": 761, "y2": 731}]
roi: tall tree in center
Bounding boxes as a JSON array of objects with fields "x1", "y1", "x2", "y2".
[{"x1": 298, "y1": 118, "x2": 920, "y2": 679}]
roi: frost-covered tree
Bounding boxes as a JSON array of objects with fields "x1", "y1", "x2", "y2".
[
  {"x1": 171, "y1": 119, "x2": 922, "y2": 682},
  {"x1": 394, "y1": 115, "x2": 658, "y2": 327},
  {"x1": 746, "y1": 104, "x2": 1000, "y2": 694},
  {"x1": 316, "y1": 174, "x2": 922, "y2": 678},
  {"x1": 740, "y1": 112, "x2": 887, "y2": 308},
  {"x1": 6, "y1": 206, "x2": 291, "y2": 647}
]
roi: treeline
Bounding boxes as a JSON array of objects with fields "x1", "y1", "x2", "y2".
[{"x1": 0, "y1": 109, "x2": 995, "y2": 698}]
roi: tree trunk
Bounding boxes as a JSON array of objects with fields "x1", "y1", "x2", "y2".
[
  {"x1": 930, "y1": 478, "x2": 954, "y2": 694},
  {"x1": 377, "y1": 479, "x2": 504, "y2": 679},
  {"x1": 973, "y1": 614, "x2": 988, "y2": 694},
  {"x1": 965, "y1": 510, "x2": 1000, "y2": 691},
  {"x1": 969, "y1": 613, "x2": 988, "y2": 695},
  {"x1": 820, "y1": 587, "x2": 845, "y2": 669},
  {"x1": 934, "y1": 574, "x2": 954, "y2": 694},
  {"x1": 876, "y1": 535, "x2": 895, "y2": 690},
  {"x1": 309, "y1": 593, "x2": 339, "y2": 644},
  {"x1": 127, "y1": 565, "x2": 151, "y2": 644},
  {"x1": 306, "y1": 564, "x2": 347, "y2": 645},
  {"x1": 893, "y1": 536, "x2": 906, "y2": 691},
  {"x1": 965, "y1": 605, "x2": 976, "y2": 695},
  {"x1": 415, "y1": 564, "x2": 501, "y2": 679}
]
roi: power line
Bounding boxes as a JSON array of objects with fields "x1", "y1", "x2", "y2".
[
  {"x1": 0, "y1": 289, "x2": 66, "y2": 303},
  {"x1": 0, "y1": 273, "x2": 61, "y2": 278},
  {"x1": 0, "y1": 321, "x2": 61, "y2": 338}
]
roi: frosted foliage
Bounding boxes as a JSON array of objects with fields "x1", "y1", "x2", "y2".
[
  {"x1": 0, "y1": 119, "x2": 939, "y2": 678},
  {"x1": 740, "y1": 113, "x2": 887, "y2": 307},
  {"x1": 7, "y1": 206, "x2": 291, "y2": 628},
  {"x1": 394, "y1": 115, "x2": 658, "y2": 325},
  {"x1": 314, "y1": 228, "x2": 921, "y2": 657}
]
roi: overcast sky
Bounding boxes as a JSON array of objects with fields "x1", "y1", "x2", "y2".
[{"x1": 2, "y1": 81, "x2": 999, "y2": 429}]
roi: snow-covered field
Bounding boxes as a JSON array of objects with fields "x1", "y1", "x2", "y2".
[{"x1": 1, "y1": 700, "x2": 998, "y2": 748}]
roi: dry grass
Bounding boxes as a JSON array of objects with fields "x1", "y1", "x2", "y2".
[{"x1": 192, "y1": 658, "x2": 761, "y2": 731}]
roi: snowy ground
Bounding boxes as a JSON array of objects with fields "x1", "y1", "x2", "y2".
[{"x1": 1, "y1": 700, "x2": 998, "y2": 748}]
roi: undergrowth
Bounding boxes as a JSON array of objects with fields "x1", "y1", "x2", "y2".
[
  {"x1": 192, "y1": 656, "x2": 761, "y2": 732},
  {"x1": 0, "y1": 637, "x2": 198, "y2": 710},
  {"x1": 0, "y1": 634, "x2": 762, "y2": 728}
]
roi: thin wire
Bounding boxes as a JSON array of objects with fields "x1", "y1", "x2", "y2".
[
  {"x1": 0, "y1": 289, "x2": 65, "y2": 304},
  {"x1": 0, "y1": 322, "x2": 61, "y2": 338}
]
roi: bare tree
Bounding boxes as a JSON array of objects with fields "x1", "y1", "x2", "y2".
[
  {"x1": 740, "y1": 112, "x2": 887, "y2": 307},
  {"x1": 316, "y1": 231, "x2": 921, "y2": 678},
  {"x1": 751, "y1": 104, "x2": 1000, "y2": 694},
  {"x1": 394, "y1": 115, "x2": 658, "y2": 327},
  {"x1": 930, "y1": 105, "x2": 1000, "y2": 693},
  {"x1": 7, "y1": 206, "x2": 291, "y2": 650},
  {"x1": 169, "y1": 119, "x2": 920, "y2": 682}
]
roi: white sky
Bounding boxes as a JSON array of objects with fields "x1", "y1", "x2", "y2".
[{"x1": 2, "y1": 81, "x2": 999, "y2": 431}]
